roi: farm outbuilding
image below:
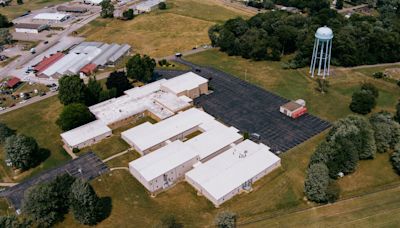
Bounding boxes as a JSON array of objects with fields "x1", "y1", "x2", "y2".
[
  {"x1": 185, "y1": 140, "x2": 281, "y2": 207},
  {"x1": 60, "y1": 120, "x2": 112, "y2": 150},
  {"x1": 14, "y1": 23, "x2": 49, "y2": 34},
  {"x1": 280, "y1": 99, "x2": 307, "y2": 119}
]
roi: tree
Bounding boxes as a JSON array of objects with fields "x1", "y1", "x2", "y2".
[
  {"x1": 395, "y1": 100, "x2": 400, "y2": 123},
  {"x1": 0, "y1": 215, "x2": 30, "y2": 228},
  {"x1": 4, "y1": 135, "x2": 39, "y2": 170},
  {"x1": 215, "y1": 211, "x2": 236, "y2": 228},
  {"x1": 85, "y1": 77, "x2": 103, "y2": 106},
  {"x1": 126, "y1": 54, "x2": 156, "y2": 83},
  {"x1": 391, "y1": 144, "x2": 400, "y2": 174},
  {"x1": 0, "y1": 122, "x2": 14, "y2": 143},
  {"x1": 100, "y1": 0, "x2": 114, "y2": 18},
  {"x1": 263, "y1": 0, "x2": 274, "y2": 9},
  {"x1": 304, "y1": 163, "x2": 330, "y2": 203},
  {"x1": 349, "y1": 90, "x2": 376, "y2": 114},
  {"x1": 106, "y1": 71, "x2": 132, "y2": 96},
  {"x1": 23, "y1": 183, "x2": 64, "y2": 226},
  {"x1": 158, "y1": 2, "x2": 167, "y2": 10},
  {"x1": 17, "y1": 0, "x2": 24, "y2": 5},
  {"x1": 58, "y1": 75, "x2": 86, "y2": 105},
  {"x1": 336, "y1": 0, "x2": 344, "y2": 9},
  {"x1": 56, "y1": 103, "x2": 95, "y2": 131},
  {"x1": 99, "y1": 87, "x2": 117, "y2": 102},
  {"x1": 326, "y1": 180, "x2": 340, "y2": 203},
  {"x1": 122, "y1": 9, "x2": 134, "y2": 20},
  {"x1": 70, "y1": 179, "x2": 102, "y2": 225},
  {"x1": 0, "y1": 28, "x2": 12, "y2": 46},
  {"x1": 369, "y1": 112, "x2": 400, "y2": 153},
  {"x1": 361, "y1": 82, "x2": 379, "y2": 98},
  {"x1": 0, "y1": 14, "x2": 11, "y2": 28}
]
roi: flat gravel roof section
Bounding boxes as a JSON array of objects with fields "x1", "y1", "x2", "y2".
[
  {"x1": 174, "y1": 59, "x2": 331, "y2": 152},
  {"x1": 0, "y1": 152, "x2": 108, "y2": 210}
]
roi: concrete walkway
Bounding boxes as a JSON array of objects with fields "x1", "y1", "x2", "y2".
[
  {"x1": 102, "y1": 149, "x2": 133, "y2": 163},
  {"x1": 62, "y1": 145, "x2": 78, "y2": 159},
  {"x1": 110, "y1": 167, "x2": 129, "y2": 171}
]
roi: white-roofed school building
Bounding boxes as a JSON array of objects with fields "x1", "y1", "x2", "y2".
[
  {"x1": 121, "y1": 108, "x2": 215, "y2": 155},
  {"x1": 161, "y1": 72, "x2": 208, "y2": 99},
  {"x1": 127, "y1": 108, "x2": 245, "y2": 194},
  {"x1": 129, "y1": 140, "x2": 200, "y2": 193},
  {"x1": 60, "y1": 120, "x2": 112, "y2": 150},
  {"x1": 185, "y1": 140, "x2": 281, "y2": 207},
  {"x1": 60, "y1": 72, "x2": 208, "y2": 151}
]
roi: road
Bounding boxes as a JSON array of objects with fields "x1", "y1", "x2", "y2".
[
  {"x1": 0, "y1": 8, "x2": 101, "y2": 80},
  {"x1": 338, "y1": 4, "x2": 368, "y2": 14},
  {"x1": 0, "y1": 46, "x2": 210, "y2": 115}
]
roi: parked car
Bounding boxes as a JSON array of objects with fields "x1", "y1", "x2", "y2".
[{"x1": 175, "y1": 53, "x2": 182, "y2": 58}]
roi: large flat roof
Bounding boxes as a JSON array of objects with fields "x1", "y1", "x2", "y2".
[
  {"x1": 161, "y1": 72, "x2": 208, "y2": 95},
  {"x1": 129, "y1": 140, "x2": 198, "y2": 182},
  {"x1": 60, "y1": 120, "x2": 111, "y2": 148},
  {"x1": 186, "y1": 126, "x2": 242, "y2": 160},
  {"x1": 33, "y1": 13, "x2": 69, "y2": 20},
  {"x1": 90, "y1": 89, "x2": 190, "y2": 125},
  {"x1": 185, "y1": 140, "x2": 281, "y2": 201},
  {"x1": 121, "y1": 108, "x2": 215, "y2": 152}
]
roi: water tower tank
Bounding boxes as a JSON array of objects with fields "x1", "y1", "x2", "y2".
[{"x1": 310, "y1": 26, "x2": 334, "y2": 79}]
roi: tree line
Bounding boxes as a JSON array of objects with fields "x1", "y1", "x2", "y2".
[
  {"x1": 304, "y1": 111, "x2": 400, "y2": 203},
  {"x1": 209, "y1": 1, "x2": 400, "y2": 67},
  {"x1": 0, "y1": 174, "x2": 109, "y2": 227}
]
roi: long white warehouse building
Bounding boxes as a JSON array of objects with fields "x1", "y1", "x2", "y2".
[{"x1": 185, "y1": 140, "x2": 281, "y2": 207}]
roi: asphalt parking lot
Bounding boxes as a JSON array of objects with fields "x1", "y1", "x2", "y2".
[
  {"x1": 0, "y1": 152, "x2": 108, "y2": 209},
  {"x1": 175, "y1": 58, "x2": 331, "y2": 152}
]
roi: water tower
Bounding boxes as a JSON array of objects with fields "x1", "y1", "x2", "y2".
[{"x1": 309, "y1": 26, "x2": 333, "y2": 79}]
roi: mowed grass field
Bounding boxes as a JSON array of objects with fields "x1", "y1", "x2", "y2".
[
  {"x1": 0, "y1": 0, "x2": 71, "y2": 19},
  {"x1": 76, "y1": 0, "x2": 253, "y2": 57},
  {"x1": 184, "y1": 50, "x2": 400, "y2": 122},
  {"x1": 0, "y1": 95, "x2": 70, "y2": 182},
  {"x1": 57, "y1": 130, "x2": 400, "y2": 227}
]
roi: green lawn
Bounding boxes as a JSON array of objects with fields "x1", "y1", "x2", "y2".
[
  {"x1": 76, "y1": 0, "x2": 253, "y2": 57},
  {"x1": 184, "y1": 50, "x2": 400, "y2": 121},
  {"x1": 80, "y1": 117, "x2": 157, "y2": 160},
  {"x1": 243, "y1": 185, "x2": 400, "y2": 227},
  {"x1": 0, "y1": 96, "x2": 70, "y2": 182},
  {"x1": 0, "y1": 0, "x2": 71, "y2": 19},
  {"x1": 57, "y1": 130, "x2": 400, "y2": 227}
]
